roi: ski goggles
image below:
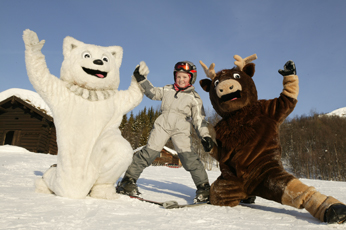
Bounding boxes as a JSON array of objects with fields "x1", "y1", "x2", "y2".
[{"x1": 174, "y1": 62, "x2": 196, "y2": 72}]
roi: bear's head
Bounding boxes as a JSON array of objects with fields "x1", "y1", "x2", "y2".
[
  {"x1": 200, "y1": 54, "x2": 258, "y2": 118},
  {"x1": 60, "y1": 36, "x2": 123, "y2": 91}
]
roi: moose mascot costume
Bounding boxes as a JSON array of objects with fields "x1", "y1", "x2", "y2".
[{"x1": 199, "y1": 54, "x2": 346, "y2": 224}]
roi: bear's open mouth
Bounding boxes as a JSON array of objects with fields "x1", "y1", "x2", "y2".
[
  {"x1": 82, "y1": 67, "x2": 108, "y2": 78},
  {"x1": 220, "y1": 90, "x2": 241, "y2": 102}
]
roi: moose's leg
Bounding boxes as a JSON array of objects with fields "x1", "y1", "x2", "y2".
[
  {"x1": 249, "y1": 165, "x2": 345, "y2": 223},
  {"x1": 249, "y1": 163, "x2": 295, "y2": 203},
  {"x1": 282, "y1": 178, "x2": 346, "y2": 223}
]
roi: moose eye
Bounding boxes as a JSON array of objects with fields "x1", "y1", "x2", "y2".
[
  {"x1": 214, "y1": 80, "x2": 219, "y2": 87},
  {"x1": 102, "y1": 56, "x2": 109, "y2": 62},
  {"x1": 233, "y1": 73, "x2": 241, "y2": 79},
  {"x1": 82, "y1": 52, "x2": 91, "y2": 59}
]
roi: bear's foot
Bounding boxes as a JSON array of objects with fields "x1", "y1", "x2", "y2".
[
  {"x1": 324, "y1": 203, "x2": 346, "y2": 224},
  {"x1": 89, "y1": 184, "x2": 119, "y2": 200},
  {"x1": 35, "y1": 177, "x2": 53, "y2": 194}
]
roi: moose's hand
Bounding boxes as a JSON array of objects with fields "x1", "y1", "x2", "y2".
[
  {"x1": 201, "y1": 137, "x2": 214, "y2": 152},
  {"x1": 280, "y1": 60, "x2": 299, "y2": 99},
  {"x1": 278, "y1": 60, "x2": 296, "y2": 76}
]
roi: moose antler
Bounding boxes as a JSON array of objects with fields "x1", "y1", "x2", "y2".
[
  {"x1": 234, "y1": 54, "x2": 257, "y2": 71},
  {"x1": 199, "y1": 60, "x2": 216, "y2": 80}
]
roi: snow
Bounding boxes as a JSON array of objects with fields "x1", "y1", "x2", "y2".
[
  {"x1": 0, "y1": 88, "x2": 52, "y2": 116},
  {"x1": 1, "y1": 145, "x2": 346, "y2": 229},
  {"x1": 326, "y1": 107, "x2": 346, "y2": 118}
]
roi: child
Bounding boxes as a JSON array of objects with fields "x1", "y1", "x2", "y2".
[{"x1": 117, "y1": 61, "x2": 214, "y2": 203}]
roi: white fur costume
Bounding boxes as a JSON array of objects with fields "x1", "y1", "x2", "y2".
[{"x1": 23, "y1": 29, "x2": 149, "y2": 199}]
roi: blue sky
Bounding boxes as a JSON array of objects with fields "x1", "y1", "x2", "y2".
[{"x1": 1, "y1": 0, "x2": 345, "y2": 118}]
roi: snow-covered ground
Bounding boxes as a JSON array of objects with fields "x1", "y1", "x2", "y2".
[{"x1": 1, "y1": 145, "x2": 346, "y2": 229}]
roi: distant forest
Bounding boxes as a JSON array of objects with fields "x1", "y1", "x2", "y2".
[
  {"x1": 120, "y1": 107, "x2": 346, "y2": 181},
  {"x1": 280, "y1": 113, "x2": 346, "y2": 181}
]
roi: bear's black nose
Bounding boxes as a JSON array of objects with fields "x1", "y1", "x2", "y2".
[{"x1": 93, "y1": 59, "x2": 103, "y2": 65}]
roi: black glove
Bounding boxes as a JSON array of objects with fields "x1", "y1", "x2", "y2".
[
  {"x1": 278, "y1": 60, "x2": 296, "y2": 76},
  {"x1": 133, "y1": 66, "x2": 146, "y2": 82},
  {"x1": 201, "y1": 137, "x2": 214, "y2": 152}
]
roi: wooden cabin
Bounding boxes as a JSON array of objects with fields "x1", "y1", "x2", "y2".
[
  {"x1": 133, "y1": 146, "x2": 181, "y2": 167},
  {"x1": 0, "y1": 95, "x2": 57, "y2": 155},
  {"x1": 152, "y1": 147, "x2": 181, "y2": 167}
]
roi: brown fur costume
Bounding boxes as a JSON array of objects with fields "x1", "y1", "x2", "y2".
[{"x1": 199, "y1": 54, "x2": 346, "y2": 223}]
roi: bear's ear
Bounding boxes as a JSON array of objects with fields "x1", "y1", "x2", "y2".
[
  {"x1": 200, "y1": 79, "x2": 212, "y2": 92},
  {"x1": 63, "y1": 36, "x2": 85, "y2": 58},
  {"x1": 243, "y1": 63, "x2": 255, "y2": 78},
  {"x1": 106, "y1": 46, "x2": 123, "y2": 68}
]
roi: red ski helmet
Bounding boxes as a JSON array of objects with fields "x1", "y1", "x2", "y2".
[{"x1": 174, "y1": 61, "x2": 197, "y2": 84}]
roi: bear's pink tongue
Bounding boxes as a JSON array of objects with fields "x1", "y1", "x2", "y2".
[
  {"x1": 96, "y1": 74, "x2": 104, "y2": 78},
  {"x1": 231, "y1": 98, "x2": 238, "y2": 101}
]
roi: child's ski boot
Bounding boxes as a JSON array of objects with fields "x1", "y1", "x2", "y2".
[
  {"x1": 116, "y1": 177, "x2": 141, "y2": 197},
  {"x1": 194, "y1": 182, "x2": 210, "y2": 203}
]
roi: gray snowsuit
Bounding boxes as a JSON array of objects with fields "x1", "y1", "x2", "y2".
[{"x1": 124, "y1": 79, "x2": 211, "y2": 187}]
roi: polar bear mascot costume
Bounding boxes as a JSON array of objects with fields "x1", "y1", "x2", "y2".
[{"x1": 23, "y1": 29, "x2": 149, "y2": 199}]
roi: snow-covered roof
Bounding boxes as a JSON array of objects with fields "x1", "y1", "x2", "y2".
[
  {"x1": 326, "y1": 107, "x2": 346, "y2": 118},
  {"x1": 163, "y1": 146, "x2": 177, "y2": 155},
  {"x1": 0, "y1": 88, "x2": 52, "y2": 116},
  {"x1": 133, "y1": 146, "x2": 177, "y2": 155}
]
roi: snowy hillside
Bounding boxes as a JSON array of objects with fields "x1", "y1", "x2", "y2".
[
  {"x1": 326, "y1": 107, "x2": 346, "y2": 118},
  {"x1": 1, "y1": 145, "x2": 346, "y2": 229},
  {"x1": 0, "y1": 88, "x2": 52, "y2": 116}
]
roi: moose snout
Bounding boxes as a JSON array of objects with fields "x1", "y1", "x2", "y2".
[
  {"x1": 216, "y1": 79, "x2": 242, "y2": 98},
  {"x1": 219, "y1": 85, "x2": 233, "y2": 93}
]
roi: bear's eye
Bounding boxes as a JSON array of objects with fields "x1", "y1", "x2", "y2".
[
  {"x1": 233, "y1": 73, "x2": 241, "y2": 79},
  {"x1": 82, "y1": 52, "x2": 91, "y2": 59},
  {"x1": 102, "y1": 56, "x2": 109, "y2": 62},
  {"x1": 214, "y1": 80, "x2": 219, "y2": 87}
]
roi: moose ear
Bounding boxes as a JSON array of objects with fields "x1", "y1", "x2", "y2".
[
  {"x1": 243, "y1": 63, "x2": 255, "y2": 78},
  {"x1": 200, "y1": 79, "x2": 212, "y2": 92}
]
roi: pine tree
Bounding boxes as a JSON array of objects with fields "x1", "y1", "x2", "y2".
[
  {"x1": 119, "y1": 114, "x2": 127, "y2": 133},
  {"x1": 126, "y1": 112, "x2": 135, "y2": 148}
]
